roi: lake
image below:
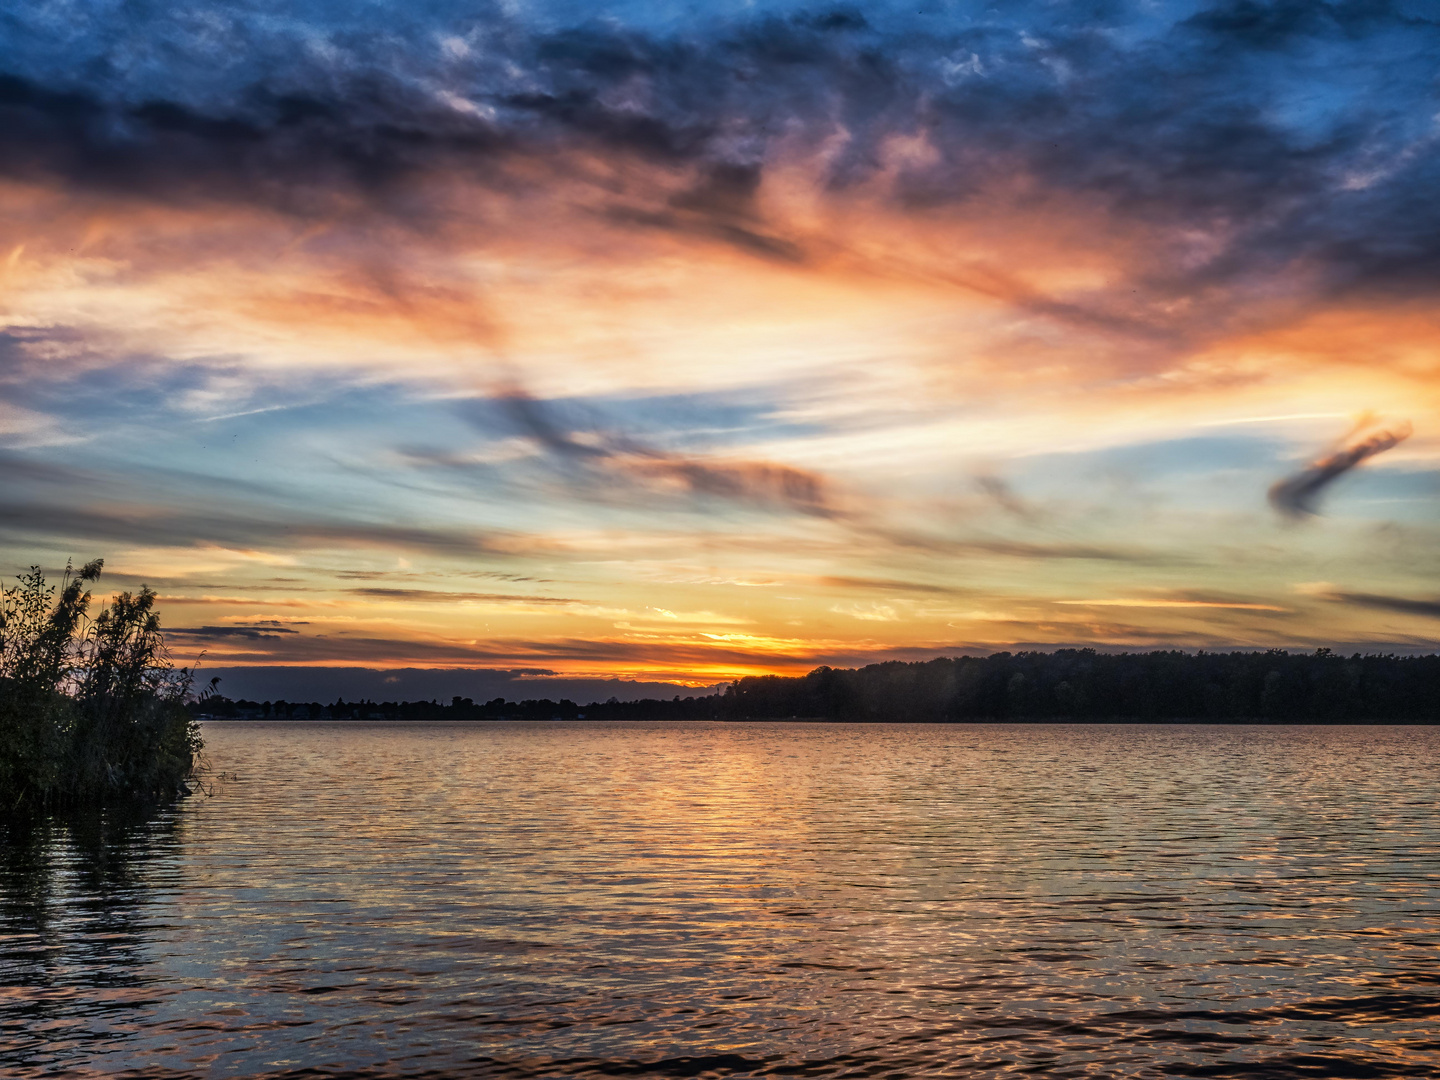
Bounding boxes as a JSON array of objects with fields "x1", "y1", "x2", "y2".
[{"x1": 3, "y1": 721, "x2": 1439, "y2": 1078}]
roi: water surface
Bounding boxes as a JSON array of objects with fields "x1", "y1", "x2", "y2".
[{"x1": 4, "y1": 722, "x2": 1439, "y2": 1078}]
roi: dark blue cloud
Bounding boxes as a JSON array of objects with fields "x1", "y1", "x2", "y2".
[
  {"x1": 1269, "y1": 421, "x2": 1413, "y2": 517},
  {"x1": 1, "y1": 0, "x2": 1435, "y2": 308}
]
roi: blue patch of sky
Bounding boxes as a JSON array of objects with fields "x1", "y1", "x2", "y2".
[
  {"x1": 1004, "y1": 433, "x2": 1302, "y2": 514},
  {"x1": 7, "y1": 355, "x2": 243, "y2": 427},
  {"x1": 13, "y1": 374, "x2": 466, "y2": 517},
  {"x1": 1318, "y1": 466, "x2": 1440, "y2": 525}
]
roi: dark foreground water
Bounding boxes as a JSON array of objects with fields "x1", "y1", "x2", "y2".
[{"x1": 3, "y1": 723, "x2": 1439, "y2": 1079}]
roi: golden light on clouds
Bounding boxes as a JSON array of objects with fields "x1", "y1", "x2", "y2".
[{"x1": 2, "y1": 1, "x2": 1438, "y2": 691}]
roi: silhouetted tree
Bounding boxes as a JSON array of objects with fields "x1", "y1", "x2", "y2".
[{"x1": 1, "y1": 560, "x2": 201, "y2": 811}]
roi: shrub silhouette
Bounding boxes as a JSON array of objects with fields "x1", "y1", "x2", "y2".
[{"x1": 1, "y1": 560, "x2": 201, "y2": 812}]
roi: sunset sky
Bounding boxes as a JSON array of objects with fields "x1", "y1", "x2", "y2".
[{"x1": 3, "y1": 0, "x2": 1439, "y2": 692}]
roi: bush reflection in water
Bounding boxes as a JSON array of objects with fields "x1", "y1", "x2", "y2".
[
  {"x1": 2, "y1": 804, "x2": 185, "y2": 1070},
  {"x1": 2, "y1": 721, "x2": 1439, "y2": 1079}
]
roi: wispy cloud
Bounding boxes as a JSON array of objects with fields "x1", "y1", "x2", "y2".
[
  {"x1": 168, "y1": 624, "x2": 301, "y2": 640},
  {"x1": 0, "y1": 500, "x2": 521, "y2": 558},
  {"x1": 1055, "y1": 599, "x2": 1290, "y2": 612},
  {"x1": 1269, "y1": 417, "x2": 1413, "y2": 518},
  {"x1": 482, "y1": 390, "x2": 839, "y2": 518},
  {"x1": 1307, "y1": 587, "x2": 1440, "y2": 620},
  {"x1": 347, "y1": 588, "x2": 578, "y2": 605}
]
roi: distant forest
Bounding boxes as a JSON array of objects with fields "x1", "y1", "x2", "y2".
[{"x1": 195, "y1": 649, "x2": 1440, "y2": 723}]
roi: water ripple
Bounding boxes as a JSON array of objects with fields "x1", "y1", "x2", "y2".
[{"x1": 3, "y1": 722, "x2": 1438, "y2": 1078}]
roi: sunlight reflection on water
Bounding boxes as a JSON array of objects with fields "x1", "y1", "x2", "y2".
[{"x1": 3, "y1": 721, "x2": 1439, "y2": 1078}]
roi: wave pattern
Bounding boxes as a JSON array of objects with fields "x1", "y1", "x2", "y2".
[{"x1": 3, "y1": 722, "x2": 1439, "y2": 1078}]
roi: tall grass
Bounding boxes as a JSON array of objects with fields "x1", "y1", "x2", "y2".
[{"x1": 0, "y1": 560, "x2": 201, "y2": 812}]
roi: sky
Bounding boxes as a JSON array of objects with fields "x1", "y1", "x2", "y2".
[{"x1": 3, "y1": 0, "x2": 1440, "y2": 694}]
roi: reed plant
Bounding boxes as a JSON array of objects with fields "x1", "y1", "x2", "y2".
[{"x1": 0, "y1": 560, "x2": 201, "y2": 812}]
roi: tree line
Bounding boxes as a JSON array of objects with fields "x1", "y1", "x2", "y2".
[
  {"x1": 197, "y1": 649, "x2": 1440, "y2": 724},
  {"x1": 719, "y1": 650, "x2": 1440, "y2": 722},
  {"x1": 194, "y1": 693, "x2": 722, "y2": 722}
]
